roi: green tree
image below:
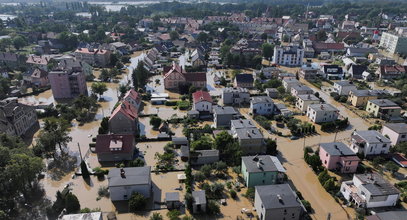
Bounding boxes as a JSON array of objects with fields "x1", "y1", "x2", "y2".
[
  {"x1": 99, "y1": 69, "x2": 111, "y2": 82},
  {"x1": 167, "y1": 209, "x2": 181, "y2": 220},
  {"x1": 214, "y1": 161, "x2": 228, "y2": 176},
  {"x1": 385, "y1": 161, "x2": 399, "y2": 175},
  {"x1": 200, "y1": 164, "x2": 212, "y2": 178},
  {"x1": 43, "y1": 117, "x2": 72, "y2": 152},
  {"x1": 392, "y1": 142, "x2": 407, "y2": 155},
  {"x1": 191, "y1": 136, "x2": 213, "y2": 150},
  {"x1": 129, "y1": 158, "x2": 145, "y2": 167},
  {"x1": 129, "y1": 192, "x2": 147, "y2": 212},
  {"x1": 206, "y1": 200, "x2": 220, "y2": 215},
  {"x1": 262, "y1": 43, "x2": 274, "y2": 60},
  {"x1": 170, "y1": 31, "x2": 179, "y2": 40},
  {"x1": 323, "y1": 178, "x2": 336, "y2": 192},
  {"x1": 12, "y1": 35, "x2": 27, "y2": 50},
  {"x1": 197, "y1": 32, "x2": 209, "y2": 42},
  {"x1": 150, "y1": 116, "x2": 162, "y2": 130},
  {"x1": 194, "y1": 171, "x2": 205, "y2": 183},
  {"x1": 98, "y1": 117, "x2": 109, "y2": 134},
  {"x1": 316, "y1": 30, "x2": 327, "y2": 41},
  {"x1": 265, "y1": 139, "x2": 278, "y2": 156},
  {"x1": 150, "y1": 212, "x2": 163, "y2": 220},
  {"x1": 65, "y1": 192, "x2": 80, "y2": 213},
  {"x1": 91, "y1": 82, "x2": 108, "y2": 99},
  {"x1": 132, "y1": 62, "x2": 149, "y2": 89},
  {"x1": 372, "y1": 156, "x2": 385, "y2": 169}
]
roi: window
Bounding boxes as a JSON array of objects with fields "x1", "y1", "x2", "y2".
[
  {"x1": 383, "y1": 144, "x2": 387, "y2": 148},
  {"x1": 324, "y1": 160, "x2": 327, "y2": 164}
]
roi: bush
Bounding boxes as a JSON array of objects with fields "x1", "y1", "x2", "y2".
[
  {"x1": 129, "y1": 192, "x2": 147, "y2": 212},
  {"x1": 254, "y1": 115, "x2": 271, "y2": 130},
  {"x1": 229, "y1": 189, "x2": 237, "y2": 199},
  {"x1": 98, "y1": 186, "x2": 110, "y2": 198},
  {"x1": 92, "y1": 167, "x2": 105, "y2": 179},
  {"x1": 65, "y1": 192, "x2": 80, "y2": 213},
  {"x1": 129, "y1": 158, "x2": 145, "y2": 167},
  {"x1": 301, "y1": 200, "x2": 312, "y2": 212},
  {"x1": 167, "y1": 210, "x2": 181, "y2": 220},
  {"x1": 165, "y1": 101, "x2": 178, "y2": 106},
  {"x1": 244, "y1": 187, "x2": 255, "y2": 200},
  {"x1": 150, "y1": 212, "x2": 163, "y2": 220},
  {"x1": 207, "y1": 200, "x2": 220, "y2": 215}
]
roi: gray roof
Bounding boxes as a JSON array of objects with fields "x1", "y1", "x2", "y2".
[
  {"x1": 291, "y1": 84, "x2": 313, "y2": 92},
  {"x1": 297, "y1": 94, "x2": 319, "y2": 101},
  {"x1": 266, "y1": 88, "x2": 278, "y2": 93},
  {"x1": 282, "y1": 78, "x2": 300, "y2": 85},
  {"x1": 320, "y1": 142, "x2": 355, "y2": 156},
  {"x1": 383, "y1": 123, "x2": 407, "y2": 134},
  {"x1": 334, "y1": 80, "x2": 356, "y2": 87},
  {"x1": 251, "y1": 96, "x2": 274, "y2": 104},
  {"x1": 255, "y1": 184, "x2": 302, "y2": 209},
  {"x1": 213, "y1": 106, "x2": 238, "y2": 115},
  {"x1": 351, "y1": 89, "x2": 389, "y2": 97},
  {"x1": 231, "y1": 119, "x2": 256, "y2": 130},
  {"x1": 222, "y1": 87, "x2": 249, "y2": 93},
  {"x1": 192, "y1": 190, "x2": 206, "y2": 205},
  {"x1": 108, "y1": 167, "x2": 151, "y2": 187},
  {"x1": 368, "y1": 99, "x2": 399, "y2": 107},
  {"x1": 242, "y1": 155, "x2": 286, "y2": 173},
  {"x1": 348, "y1": 47, "x2": 378, "y2": 54},
  {"x1": 180, "y1": 145, "x2": 189, "y2": 157},
  {"x1": 356, "y1": 173, "x2": 399, "y2": 196},
  {"x1": 353, "y1": 130, "x2": 391, "y2": 144},
  {"x1": 308, "y1": 103, "x2": 338, "y2": 112},
  {"x1": 165, "y1": 192, "x2": 180, "y2": 202},
  {"x1": 61, "y1": 212, "x2": 102, "y2": 220},
  {"x1": 194, "y1": 149, "x2": 219, "y2": 157},
  {"x1": 172, "y1": 136, "x2": 188, "y2": 145},
  {"x1": 235, "y1": 128, "x2": 263, "y2": 140}
]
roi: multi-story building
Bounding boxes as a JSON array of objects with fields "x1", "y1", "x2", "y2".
[
  {"x1": 347, "y1": 90, "x2": 389, "y2": 107},
  {"x1": 290, "y1": 84, "x2": 313, "y2": 97},
  {"x1": 163, "y1": 62, "x2": 206, "y2": 90},
  {"x1": 0, "y1": 98, "x2": 38, "y2": 137},
  {"x1": 254, "y1": 184, "x2": 305, "y2": 220},
  {"x1": 108, "y1": 167, "x2": 152, "y2": 201},
  {"x1": 241, "y1": 155, "x2": 286, "y2": 187},
  {"x1": 192, "y1": 90, "x2": 213, "y2": 113},
  {"x1": 221, "y1": 87, "x2": 250, "y2": 105},
  {"x1": 282, "y1": 78, "x2": 300, "y2": 92},
  {"x1": 250, "y1": 96, "x2": 274, "y2": 116},
  {"x1": 272, "y1": 45, "x2": 304, "y2": 67},
  {"x1": 379, "y1": 32, "x2": 407, "y2": 55},
  {"x1": 350, "y1": 130, "x2": 392, "y2": 156},
  {"x1": 213, "y1": 106, "x2": 239, "y2": 128},
  {"x1": 74, "y1": 48, "x2": 111, "y2": 67},
  {"x1": 319, "y1": 142, "x2": 360, "y2": 173},
  {"x1": 109, "y1": 101, "x2": 139, "y2": 134},
  {"x1": 366, "y1": 99, "x2": 401, "y2": 120},
  {"x1": 376, "y1": 65, "x2": 407, "y2": 80},
  {"x1": 341, "y1": 173, "x2": 400, "y2": 208},
  {"x1": 381, "y1": 123, "x2": 407, "y2": 146},
  {"x1": 296, "y1": 94, "x2": 320, "y2": 113},
  {"x1": 307, "y1": 104, "x2": 339, "y2": 123},
  {"x1": 48, "y1": 68, "x2": 88, "y2": 99},
  {"x1": 333, "y1": 81, "x2": 357, "y2": 96}
]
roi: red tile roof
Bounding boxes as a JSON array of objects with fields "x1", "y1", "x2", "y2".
[
  {"x1": 124, "y1": 89, "x2": 141, "y2": 105},
  {"x1": 184, "y1": 72, "x2": 206, "y2": 82},
  {"x1": 95, "y1": 134, "x2": 134, "y2": 154},
  {"x1": 110, "y1": 100, "x2": 138, "y2": 121},
  {"x1": 313, "y1": 42, "x2": 345, "y2": 50},
  {"x1": 193, "y1": 90, "x2": 212, "y2": 104},
  {"x1": 393, "y1": 153, "x2": 407, "y2": 167}
]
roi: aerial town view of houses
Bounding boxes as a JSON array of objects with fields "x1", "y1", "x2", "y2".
[{"x1": 3, "y1": 0, "x2": 407, "y2": 220}]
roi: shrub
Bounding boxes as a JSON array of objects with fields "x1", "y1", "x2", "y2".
[
  {"x1": 129, "y1": 192, "x2": 146, "y2": 212},
  {"x1": 129, "y1": 158, "x2": 145, "y2": 167},
  {"x1": 207, "y1": 200, "x2": 220, "y2": 215},
  {"x1": 65, "y1": 192, "x2": 80, "y2": 213},
  {"x1": 93, "y1": 167, "x2": 105, "y2": 179},
  {"x1": 150, "y1": 212, "x2": 163, "y2": 220},
  {"x1": 167, "y1": 209, "x2": 181, "y2": 220},
  {"x1": 244, "y1": 187, "x2": 255, "y2": 200},
  {"x1": 229, "y1": 189, "x2": 237, "y2": 199},
  {"x1": 194, "y1": 171, "x2": 205, "y2": 183},
  {"x1": 98, "y1": 186, "x2": 110, "y2": 198},
  {"x1": 301, "y1": 200, "x2": 312, "y2": 212}
]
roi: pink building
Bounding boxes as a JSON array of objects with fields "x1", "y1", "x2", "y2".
[
  {"x1": 163, "y1": 62, "x2": 206, "y2": 90},
  {"x1": 381, "y1": 123, "x2": 407, "y2": 146},
  {"x1": 48, "y1": 68, "x2": 88, "y2": 99},
  {"x1": 109, "y1": 100, "x2": 138, "y2": 134},
  {"x1": 319, "y1": 142, "x2": 360, "y2": 173}
]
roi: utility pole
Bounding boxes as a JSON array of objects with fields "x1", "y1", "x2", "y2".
[
  {"x1": 334, "y1": 125, "x2": 339, "y2": 142},
  {"x1": 327, "y1": 213, "x2": 331, "y2": 220}
]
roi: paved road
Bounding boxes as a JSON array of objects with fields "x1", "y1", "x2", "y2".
[{"x1": 239, "y1": 79, "x2": 370, "y2": 220}]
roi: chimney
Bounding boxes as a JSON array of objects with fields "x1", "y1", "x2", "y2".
[
  {"x1": 120, "y1": 168, "x2": 126, "y2": 178},
  {"x1": 277, "y1": 194, "x2": 283, "y2": 204}
]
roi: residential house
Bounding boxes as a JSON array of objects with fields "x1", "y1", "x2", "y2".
[
  {"x1": 123, "y1": 89, "x2": 142, "y2": 110},
  {"x1": 190, "y1": 150, "x2": 219, "y2": 165},
  {"x1": 234, "y1": 74, "x2": 254, "y2": 88},
  {"x1": 192, "y1": 190, "x2": 206, "y2": 214},
  {"x1": 48, "y1": 68, "x2": 88, "y2": 99},
  {"x1": 265, "y1": 88, "x2": 279, "y2": 98},
  {"x1": 320, "y1": 64, "x2": 344, "y2": 80},
  {"x1": 57, "y1": 58, "x2": 93, "y2": 79},
  {"x1": 213, "y1": 106, "x2": 239, "y2": 128},
  {"x1": 234, "y1": 127, "x2": 265, "y2": 154},
  {"x1": 0, "y1": 98, "x2": 38, "y2": 137},
  {"x1": 346, "y1": 47, "x2": 378, "y2": 57},
  {"x1": 376, "y1": 65, "x2": 407, "y2": 80},
  {"x1": 319, "y1": 142, "x2": 360, "y2": 173},
  {"x1": 95, "y1": 134, "x2": 135, "y2": 162},
  {"x1": 366, "y1": 99, "x2": 401, "y2": 120},
  {"x1": 340, "y1": 173, "x2": 400, "y2": 208},
  {"x1": 26, "y1": 55, "x2": 52, "y2": 70},
  {"x1": 350, "y1": 130, "x2": 392, "y2": 156},
  {"x1": 300, "y1": 65, "x2": 319, "y2": 80},
  {"x1": 257, "y1": 67, "x2": 281, "y2": 79},
  {"x1": 348, "y1": 64, "x2": 367, "y2": 79},
  {"x1": 272, "y1": 45, "x2": 304, "y2": 67},
  {"x1": 108, "y1": 167, "x2": 152, "y2": 201},
  {"x1": 296, "y1": 94, "x2": 320, "y2": 113},
  {"x1": 231, "y1": 119, "x2": 256, "y2": 134},
  {"x1": 333, "y1": 81, "x2": 357, "y2": 96},
  {"x1": 347, "y1": 90, "x2": 389, "y2": 107},
  {"x1": 312, "y1": 42, "x2": 345, "y2": 54},
  {"x1": 241, "y1": 155, "x2": 286, "y2": 187},
  {"x1": 254, "y1": 184, "x2": 304, "y2": 220},
  {"x1": 165, "y1": 192, "x2": 181, "y2": 209},
  {"x1": 221, "y1": 87, "x2": 250, "y2": 105},
  {"x1": 250, "y1": 96, "x2": 274, "y2": 116},
  {"x1": 282, "y1": 78, "x2": 300, "y2": 92},
  {"x1": 163, "y1": 62, "x2": 206, "y2": 90},
  {"x1": 192, "y1": 90, "x2": 213, "y2": 113},
  {"x1": 190, "y1": 49, "x2": 206, "y2": 67},
  {"x1": 290, "y1": 84, "x2": 313, "y2": 97},
  {"x1": 0, "y1": 52, "x2": 27, "y2": 67},
  {"x1": 74, "y1": 48, "x2": 111, "y2": 67},
  {"x1": 109, "y1": 101, "x2": 139, "y2": 134},
  {"x1": 307, "y1": 104, "x2": 339, "y2": 123},
  {"x1": 30, "y1": 68, "x2": 49, "y2": 88},
  {"x1": 381, "y1": 123, "x2": 407, "y2": 146},
  {"x1": 366, "y1": 211, "x2": 407, "y2": 220}
]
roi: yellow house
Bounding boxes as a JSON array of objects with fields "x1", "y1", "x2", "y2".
[
  {"x1": 366, "y1": 99, "x2": 401, "y2": 120},
  {"x1": 348, "y1": 90, "x2": 389, "y2": 107}
]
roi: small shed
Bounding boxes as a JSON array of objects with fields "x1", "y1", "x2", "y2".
[
  {"x1": 190, "y1": 150, "x2": 219, "y2": 165},
  {"x1": 180, "y1": 145, "x2": 190, "y2": 162},
  {"x1": 172, "y1": 137, "x2": 189, "y2": 147},
  {"x1": 192, "y1": 190, "x2": 207, "y2": 213},
  {"x1": 165, "y1": 192, "x2": 181, "y2": 209},
  {"x1": 265, "y1": 88, "x2": 279, "y2": 98},
  {"x1": 187, "y1": 110, "x2": 199, "y2": 119}
]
